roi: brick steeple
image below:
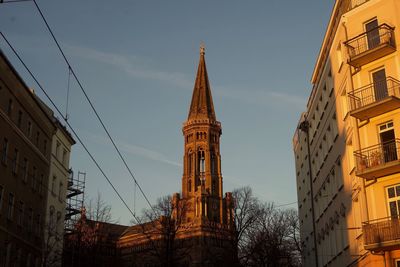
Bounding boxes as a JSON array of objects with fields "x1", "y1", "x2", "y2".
[
  {"x1": 181, "y1": 45, "x2": 232, "y2": 226},
  {"x1": 188, "y1": 45, "x2": 216, "y2": 121}
]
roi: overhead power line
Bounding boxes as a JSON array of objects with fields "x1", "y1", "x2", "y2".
[
  {"x1": 276, "y1": 201, "x2": 298, "y2": 208},
  {"x1": 31, "y1": 0, "x2": 156, "y2": 214},
  {"x1": 0, "y1": 0, "x2": 32, "y2": 4},
  {"x1": 0, "y1": 32, "x2": 141, "y2": 224}
]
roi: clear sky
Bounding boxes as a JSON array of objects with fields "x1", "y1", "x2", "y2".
[{"x1": 1, "y1": 0, "x2": 335, "y2": 225}]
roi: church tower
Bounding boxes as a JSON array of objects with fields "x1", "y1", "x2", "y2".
[{"x1": 181, "y1": 45, "x2": 232, "y2": 225}]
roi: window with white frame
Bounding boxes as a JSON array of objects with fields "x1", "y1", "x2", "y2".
[{"x1": 387, "y1": 184, "x2": 400, "y2": 218}]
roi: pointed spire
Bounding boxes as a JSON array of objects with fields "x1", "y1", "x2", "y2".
[{"x1": 188, "y1": 44, "x2": 216, "y2": 121}]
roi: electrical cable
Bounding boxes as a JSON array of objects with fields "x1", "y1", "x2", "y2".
[
  {"x1": 0, "y1": 34, "x2": 162, "y2": 258},
  {"x1": 0, "y1": 32, "x2": 138, "y2": 223},
  {"x1": 31, "y1": 0, "x2": 156, "y2": 214}
]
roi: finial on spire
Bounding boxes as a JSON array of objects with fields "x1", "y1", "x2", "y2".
[{"x1": 200, "y1": 42, "x2": 205, "y2": 55}]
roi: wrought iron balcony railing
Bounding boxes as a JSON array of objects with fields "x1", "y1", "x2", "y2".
[
  {"x1": 345, "y1": 24, "x2": 396, "y2": 67},
  {"x1": 363, "y1": 216, "x2": 400, "y2": 251},
  {"x1": 348, "y1": 77, "x2": 400, "y2": 111},
  {"x1": 354, "y1": 139, "x2": 400, "y2": 177}
]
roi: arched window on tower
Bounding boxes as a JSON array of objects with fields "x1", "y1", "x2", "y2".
[
  {"x1": 212, "y1": 180, "x2": 216, "y2": 194},
  {"x1": 188, "y1": 150, "x2": 193, "y2": 175},
  {"x1": 198, "y1": 149, "x2": 205, "y2": 174},
  {"x1": 188, "y1": 179, "x2": 192, "y2": 192},
  {"x1": 211, "y1": 153, "x2": 216, "y2": 174}
]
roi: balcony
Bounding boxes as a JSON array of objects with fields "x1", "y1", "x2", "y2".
[
  {"x1": 348, "y1": 77, "x2": 400, "y2": 120},
  {"x1": 363, "y1": 216, "x2": 400, "y2": 251},
  {"x1": 345, "y1": 24, "x2": 396, "y2": 68},
  {"x1": 354, "y1": 139, "x2": 400, "y2": 180}
]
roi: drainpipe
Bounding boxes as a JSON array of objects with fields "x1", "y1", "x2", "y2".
[
  {"x1": 342, "y1": 20, "x2": 370, "y2": 224},
  {"x1": 298, "y1": 119, "x2": 319, "y2": 267}
]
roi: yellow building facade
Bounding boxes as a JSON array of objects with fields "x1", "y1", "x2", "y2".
[{"x1": 293, "y1": 0, "x2": 400, "y2": 266}]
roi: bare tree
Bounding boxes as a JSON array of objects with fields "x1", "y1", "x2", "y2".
[
  {"x1": 129, "y1": 194, "x2": 191, "y2": 267},
  {"x1": 63, "y1": 193, "x2": 120, "y2": 267},
  {"x1": 232, "y1": 186, "x2": 263, "y2": 265},
  {"x1": 42, "y1": 213, "x2": 64, "y2": 267},
  {"x1": 242, "y1": 204, "x2": 302, "y2": 267},
  {"x1": 85, "y1": 192, "x2": 113, "y2": 223}
]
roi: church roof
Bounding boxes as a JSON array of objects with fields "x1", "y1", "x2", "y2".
[{"x1": 188, "y1": 46, "x2": 216, "y2": 121}]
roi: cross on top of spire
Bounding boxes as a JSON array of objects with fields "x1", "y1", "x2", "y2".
[{"x1": 200, "y1": 42, "x2": 205, "y2": 55}]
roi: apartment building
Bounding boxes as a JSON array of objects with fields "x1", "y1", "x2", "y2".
[
  {"x1": 0, "y1": 49, "x2": 56, "y2": 266},
  {"x1": 43, "y1": 116, "x2": 75, "y2": 266},
  {"x1": 293, "y1": 0, "x2": 400, "y2": 266}
]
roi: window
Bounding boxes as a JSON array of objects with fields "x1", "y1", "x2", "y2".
[
  {"x1": 7, "y1": 99, "x2": 13, "y2": 116},
  {"x1": 379, "y1": 121, "x2": 396, "y2": 163},
  {"x1": 56, "y1": 141, "x2": 60, "y2": 159},
  {"x1": 211, "y1": 153, "x2": 216, "y2": 174},
  {"x1": 43, "y1": 140, "x2": 47, "y2": 155},
  {"x1": 7, "y1": 193, "x2": 14, "y2": 220},
  {"x1": 212, "y1": 180, "x2": 216, "y2": 194},
  {"x1": 2, "y1": 138, "x2": 8, "y2": 164},
  {"x1": 0, "y1": 185, "x2": 3, "y2": 213},
  {"x1": 372, "y1": 68, "x2": 388, "y2": 102},
  {"x1": 17, "y1": 110, "x2": 22, "y2": 128},
  {"x1": 198, "y1": 150, "x2": 205, "y2": 173},
  {"x1": 22, "y1": 158, "x2": 28, "y2": 183},
  {"x1": 395, "y1": 259, "x2": 400, "y2": 267},
  {"x1": 52, "y1": 176, "x2": 56, "y2": 195},
  {"x1": 56, "y1": 211, "x2": 62, "y2": 222},
  {"x1": 39, "y1": 174, "x2": 44, "y2": 196},
  {"x1": 28, "y1": 208, "x2": 33, "y2": 231},
  {"x1": 331, "y1": 113, "x2": 339, "y2": 140},
  {"x1": 32, "y1": 167, "x2": 37, "y2": 191},
  {"x1": 387, "y1": 184, "x2": 400, "y2": 218},
  {"x1": 35, "y1": 131, "x2": 40, "y2": 146},
  {"x1": 18, "y1": 201, "x2": 24, "y2": 226},
  {"x1": 336, "y1": 43, "x2": 343, "y2": 69},
  {"x1": 58, "y1": 182, "x2": 63, "y2": 201},
  {"x1": 188, "y1": 151, "x2": 193, "y2": 175},
  {"x1": 12, "y1": 149, "x2": 19, "y2": 175},
  {"x1": 49, "y1": 205, "x2": 55, "y2": 228},
  {"x1": 340, "y1": 86, "x2": 348, "y2": 118},
  {"x1": 62, "y1": 149, "x2": 67, "y2": 165},
  {"x1": 365, "y1": 18, "x2": 379, "y2": 50},
  {"x1": 27, "y1": 121, "x2": 32, "y2": 137},
  {"x1": 36, "y1": 214, "x2": 41, "y2": 236},
  {"x1": 5, "y1": 243, "x2": 11, "y2": 267}
]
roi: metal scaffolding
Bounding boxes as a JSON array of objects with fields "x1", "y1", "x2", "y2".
[{"x1": 64, "y1": 170, "x2": 86, "y2": 234}]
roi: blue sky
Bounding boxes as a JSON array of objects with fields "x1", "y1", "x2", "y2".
[{"x1": 1, "y1": 0, "x2": 335, "y2": 224}]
